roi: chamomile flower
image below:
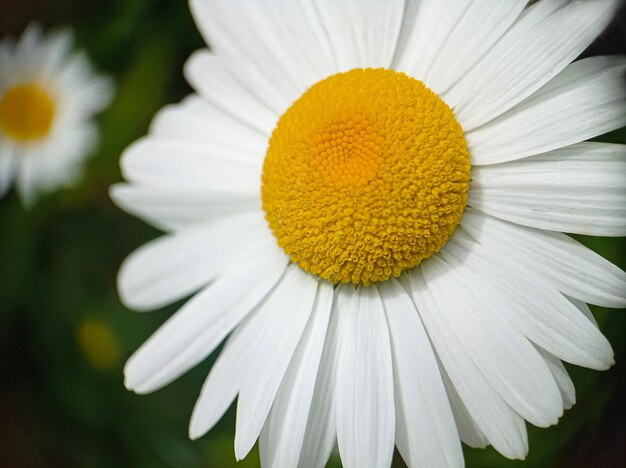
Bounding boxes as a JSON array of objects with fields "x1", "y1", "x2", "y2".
[
  {"x1": 113, "y1": 1, "x2": 626, "y2": 467},
  {"x1": 0, "y1": 24, "x2": 112, "y2": 206}
]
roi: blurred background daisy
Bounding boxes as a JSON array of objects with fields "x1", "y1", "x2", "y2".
[
  {"x1": 0, "y1": 1, "x2": 625, "y2": 468},
  {"x1": 0, "y1": 23, "x2": 112, "y2": 206}
]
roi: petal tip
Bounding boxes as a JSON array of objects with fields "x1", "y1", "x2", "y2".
[
  {"x1": 234, "y1": 432, "x2": 255, "y2": 462},
  {"x1": 188, "y1": 419, "x2": 204, "y2": 441}
]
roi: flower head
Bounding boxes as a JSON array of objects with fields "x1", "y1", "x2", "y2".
[
  {"x1": 0, "y1": 24, "x2": 113, "y2": 205},
  {"x1": 113, "y1": 1, "x2": 626, "y2": 467}
]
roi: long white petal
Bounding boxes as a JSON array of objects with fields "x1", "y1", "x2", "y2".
[
  {"x1": 184, "y1": 50, "x2": 278, "y2": 135},
  {"x1": 259, "y1": 420, "x2": 272, "y2": 468},
  {"x1": 189, "y1": 265, "x2": 313, "y2": 442},
  {"x1": 421, "y1": 255, "x2": 563, "y2": 428},
  {"x1": 335, "y1": 285, "x2": 395, "y2": 468},
  {"x1": 235, "y1": 266, "x2": 319, "y2": 460},
  {"x1": 188, "y1": 328, "x2": 249, "y2": 440},
  {"x1": 395, "y1": 0, "x2": 526, "y2": 95},
  {"x1": 407, "y1": 269, "x2": 528, "y2": 460},
  {"x1": 569, "y1": 297, "x2": 599, "y2": 328},
  {"x1": 262, "y1": 282, "x2": 334, "y2": 468},
  {"x1": 297, "y1": 288, "x2": 349, "y2": 468},
  {"x1": 535, "y1": 346, "x2": 576, "y2": 411},
  {"x1": 117, "y1": 212, "x2": 269, "y2": 311},
  {"x1": 124, "y1": 242, "x2": 288, "y2": 395},
  {"x1": 462, "y1": 205, "x2": 626, "y2": 307},
  {"x1": 120, "y1": 137, "x2": 262, "y2": 194},
  {"x1": 0, "y1": 149, "x2": 16, "y2": 197},
  {"x1": 448, "y1": 0, "x2": 618, "y2": 129},
  {"x1": 314, "y1": 0, "x2": 405, "y2": 70},
  {"x1": 147, "y1": 95, "x2": 268, "y2": 162},
  {"x1": 110, "y1": 184, "x2": 260, "y2": 232},
  {"x1": 437, "y1": 364, "x2": 488, "y2": 450},
  {"x1": 190, "y1": 0, "x2": 335, "y2": 115},
  {"x1": 470, "y1": 143, "x2": 626, "y2": 237},
  {"x1": 381, "y1": 279, "x2": 463, "y2": 468},
  {"x1": 467, "y1": 56, "x2": 626, "y2": 165},
  {"x1": 442, "y1": 233, "x2": 614, "y2": 371}
]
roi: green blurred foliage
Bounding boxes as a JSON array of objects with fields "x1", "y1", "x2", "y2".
[{"x1": 0, "y1": 1, "x2": 624, "y2": 468}]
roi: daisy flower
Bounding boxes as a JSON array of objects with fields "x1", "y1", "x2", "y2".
[
  {"x1": 0, "y1": 24, "x2": 113, "y2": 206},
  {"x1": 113, "y1": 1, "x2": 626, "y2": 467}
]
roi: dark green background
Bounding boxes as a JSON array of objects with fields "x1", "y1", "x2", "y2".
[{"x1": 1, "y1": 1, "x2": 624, "y2": 467}]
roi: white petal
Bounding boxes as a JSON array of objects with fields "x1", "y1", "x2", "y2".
[
  {"x1": 470, "y1": 143, "x2": 626, "y2": 236},
  {"x1": 467, "y1": 56, "x2": 626, "y2": 165},
  {"x1": 54, "y1": 42, "x2": 115, "y2": 116},
  {"x1": 235, "y1": 266, "x2": 319, "y2": 460},
  {"x1": 448, "y1": 0, "x2": 618, "y2": 129},
  {"x1": 0, "y1": 38, "x2": 13, "y2": 67},
  {"x1": 188, "y1": 330, "x2": 247, "y2": 440},
  {"x1": 148, "y1": 95, "x2": 269, "y2": 162},
  {"x1": 124, "y1": 240, "x2": 288, "y2": 394},
  {"x1": 38, "y1": 28, "x2": 73, "y2": 76},
  {"x1": 393, "y1": 0, "x2": 460, "y2": 80},
  {"x1": 14, "y1": 23, "x2": 42, "y2": 71},
  {"x1": 184, "y1": 50, "x2": 278, "y2": 135},
  {"x1": 188, "y1": 270, "x2": 297, "y2": 443},
  {"x1": 14, "y1": 150, "x2": 38, "y2": 207},
  {"x1": 16, "y1": 129, "x2": 93, "y2": 207},
  {"x1": 117, "y1": 212, "x2": 269, "y2": 311},
  {"x1": 437, "y1": 365, "x2": 488, "y2": 450},
  {"x1": 406, "y1": 269, "x2": 528, "y2": 460},
  {"x1": 315, "y1": 0, "x2": 405, "y2": 70},
  {"x1": 262, "y1": 282, "x2": 334, "y2": 468},
  {"x1": 442, "y1": 233, "x2": 614, "y2": 371},
  {"x1": 421, "y1": 255, "x2": 563, "y2": 428},
  {"x1": 462, "y1": 205, "x2": 626, "y2": 307},
  {"x1": 535, "y1": 346, "x2": 576, "y2": 411},
  {"x1": 0, "y1": 149, "x2": 16, "y2": 197},
  {"x1": 188, "y1": 264, "x2": 311, "y2": 441},
  {"x1": 74, "y1": 71, "x2": 114, "y2": 116},
  {"x1": 110, "y1": 184, "x2": 260, "y2": 232},
  {"x1": 569, "y1": 297, "x2": 599, "y2": 328},
  {"x1": 190, "y1": 0, "x2": 335, "y2": 115},
  {"x1": 120, "y1": 137, "x2": 262, "y2": 195},
  {"x1": 335, "y1": 285, "x2": 395, "y2": 468},
  {"x1": 297, "y1": 289, "x2": 349, "y2": 468},
  {"x1": 259, "y1": 419, "x2": 272, "y2": 468},
  {"x1": 395, "y1": 0, "x2": 526, "y2": 95},
  {"x1": 380, "y1": 279, "x2": 463, "y2": 468}
]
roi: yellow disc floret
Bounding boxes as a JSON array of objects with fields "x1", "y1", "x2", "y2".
[
  {"x1": 0, "y1": 84, "x2": 56, "y2": 143},
  {"x1": 262, "y1": 68, "x2": 470, "y2": 285}
]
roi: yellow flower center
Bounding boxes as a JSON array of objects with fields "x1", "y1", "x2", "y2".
[
  {"x1": 0, "y1": 84, "x2": 56, "y2": 142},
  {"x1": 262, "y1": 68, "x2": 471, "y2": 285}
]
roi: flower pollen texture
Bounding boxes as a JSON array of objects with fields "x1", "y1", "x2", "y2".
[
  {"x1": 262, "y1": 68, "x2": 471, "y2": 285},
  {"x1": 0, "y1": 84, "x2": 55, "y2": 142}
]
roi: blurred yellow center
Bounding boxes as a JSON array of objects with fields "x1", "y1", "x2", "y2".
[
  {"x1": 77, "y1": 318, "x2": 121, "y2": 372},
  {"x1": 262, "y1": 68, "x2": 471, "y2": 285},
  {"x1": 0, "y1": 84, "x2": 55, "y2": 142}
]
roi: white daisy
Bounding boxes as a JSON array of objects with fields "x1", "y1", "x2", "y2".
[
  {"x1": 113, "y1": 1, "x2": 626, "y2": 467},
  {"x1": 0, "y1": 24, "x2": 113, "y2": 206}
]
